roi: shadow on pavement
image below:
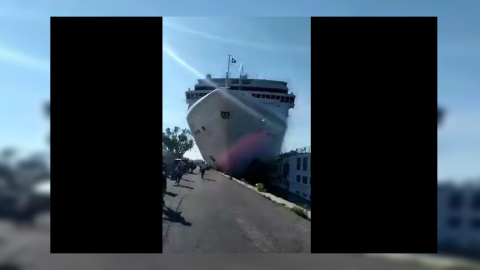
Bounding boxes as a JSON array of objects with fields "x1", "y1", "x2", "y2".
[
  {"x1": 0, "y1": 263, "x2": 23, "y2": 270},
  {"x1": 182, "y1": 179, "x2": 195, "y2": 183},
  {"x1": 163, "y1": 207, "x2": 192, "y2": 226},
  {"x1": 165, "y1": 192, "x2": 177, "y2": 197},
  {"x1": 175, "y1": 184, "x2": 194, "y2": 189},
  {"x1": 203, "y1": 178, "x2": 216, "y2": 181}
]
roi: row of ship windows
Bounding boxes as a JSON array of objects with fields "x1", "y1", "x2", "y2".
[
  {"x1": 186, "y1": 92, "x2": 295, "y2": 103},
  {"x1": 186, "y1": 92, "x2": 207, "y2": 99},
  {"x1": 251, "y1": 93, "x2": 295, "y2": 103}
]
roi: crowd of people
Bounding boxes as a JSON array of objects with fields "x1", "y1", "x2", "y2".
[{"x1": 162, "y1": 159, "x2": 208, "y2": 206}]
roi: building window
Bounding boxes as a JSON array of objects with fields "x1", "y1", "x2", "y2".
[
  {"x1": 276, "y1": 96, "x2": 280, "y2": 100},
  {"x1": 447, "y1": 217, "x2": 462, "y2": 228},
  {"x1": 281, "y1": 96, "x2": 285, "y2": 102},
  {"x1": 282, "y1": 162, "x2": 289, "y2": 177},
  {"x1": 296, "y1": 158, "x2": 301, "y2": 170},
  {"x1": 309, "y1": 195, "x2": 311, "y2": 199},
  {"x1": 296, "y1": 175, "x2": 301, "y2": 182},
  {"x1": 302, "y1": 176, "x2": 307, "y2": 184},
  {"x1": 448, "y1": 192, "x2": 463, "y2": 210},
  {"x1": 302, "y1": 157, "x2": 308, "y2": 171},
  {"x1": 261, "y1": 94, "x2": 266, "y2": 98},
  {"x1": 471, "y1": 218, "x2": 480, "y2": 229},
  {"x1": 472, "y1": 192, "x2": 480, "y2": 209}
]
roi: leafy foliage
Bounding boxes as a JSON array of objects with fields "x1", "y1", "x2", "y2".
[
  {"x1": 0, "y1": 150, "x2": 49, "y2": 188},
  {"x1": 162, "y1": 126, "x2": 195, "y2": 156}
]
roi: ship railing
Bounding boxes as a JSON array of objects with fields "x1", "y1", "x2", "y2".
[{"x1": 279, "y1": 146, "x2": 311, "y2": 155}]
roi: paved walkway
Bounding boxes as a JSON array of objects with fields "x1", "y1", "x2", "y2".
[
  {"x1": 0, "y1": 171, "x2": 472, "y2": 269},
  {"x1": 163, "y1": 169, "x2": 311, "y2": 253},
  {"x1": 217, "y1": 172, "x2": 311, "y2": 219}
]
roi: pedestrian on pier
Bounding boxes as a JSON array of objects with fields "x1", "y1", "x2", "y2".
[
  {"x1": 175, "y1": 160, "x2": 187, "y2": 185},
  {"x1": 162, "y1": 161, "x2": 167, "y2": 206},
  {"x1": 200, "y1": 162, "x2": 207, "y2": 179}
]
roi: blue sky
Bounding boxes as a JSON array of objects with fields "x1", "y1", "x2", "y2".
[
  {"x1": 0, "y1": 1, "x2": 479, "y2": 180},
  {"x1": 163, "y1": 17, "x2": 311, "y2": 160}
]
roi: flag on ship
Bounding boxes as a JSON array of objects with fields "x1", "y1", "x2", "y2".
[{"x1": 231, "y1": 58, "x2": 237, "y2": 63}]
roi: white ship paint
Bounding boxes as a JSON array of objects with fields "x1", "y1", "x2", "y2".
[{"x1": 185, "y1": 58, "x2": 296, "y2": 176}]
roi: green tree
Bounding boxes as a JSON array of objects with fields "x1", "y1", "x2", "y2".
[
  {"x1": 162, "y1": 126, "x2": 195, "y2": 156},
  {"x1": 0, "y1": 148, "x2": 16, "y2": 187},
  {"x1": 0, "y1": 148, "x2": 16, "y2": 162},
  {"x1": 16, "y1": 152, "x2": 50, "y2": 184}
]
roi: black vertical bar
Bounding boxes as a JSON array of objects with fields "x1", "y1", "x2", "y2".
[
  {"x1": 310, "y1": 16, "x2": 437, "y2": 253},
  {"x1": 51, "y1": 16, "x2": 163, "y2": 253}
]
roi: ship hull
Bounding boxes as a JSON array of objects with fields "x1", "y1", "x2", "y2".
[{"x1": 187, "y1": 88, "x2": 287, "y2": 177}]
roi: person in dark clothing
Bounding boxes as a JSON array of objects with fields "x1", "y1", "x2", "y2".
[
  {"x1": 175, "y1": 160, "x2": 187, "y2": 185},
  {"x1": 14, "y1": 189, "x2": 36, "y2": 227},
  {"x1": 191, "y1": 162, "x2": 196, "y2": 173},
  {"x1": 162, "y1": 161, "x2": 167, "y2": 206},
  {"x1": 199, "y1": 162, "x2": 207, "y2": 179}
]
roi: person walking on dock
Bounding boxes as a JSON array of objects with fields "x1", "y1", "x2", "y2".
[
  {"x1": 162, "y1": 161, "x2": 167, "y2": 206},
  {"x1": 200, "y1": 162, "x2": 207, "y2": 179},
  {"x1": 175, "y1": 160, "x2": 187, "y2": 185}
]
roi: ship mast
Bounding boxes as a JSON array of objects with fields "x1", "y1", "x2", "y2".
[
  {"x1": 225, "y1": 54, "x2": 231, "y2": 87},
  {"x1": 239, "y1": 63, "x2": 244, "y2": 90}
]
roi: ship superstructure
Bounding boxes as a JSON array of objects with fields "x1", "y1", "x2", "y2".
[{"x1": 185, "y1": 57, "x2": 296, "y2": 176}]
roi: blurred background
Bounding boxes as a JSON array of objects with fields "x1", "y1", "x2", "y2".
[{"x1": 0, "y1": 0, "x2": 479, "y2": 269}]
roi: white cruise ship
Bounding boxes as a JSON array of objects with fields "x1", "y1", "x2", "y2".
[{"x1": 185, "y1": 64, "x2": 296, "y2": 177}]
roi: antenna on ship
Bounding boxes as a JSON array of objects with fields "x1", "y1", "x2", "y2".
[
  {"x1": 225, "y1": 54, "x2": 232, "y2": 88},
  {"x1": 239, "y1": 63, "x2": 244, "y2": 90}
]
